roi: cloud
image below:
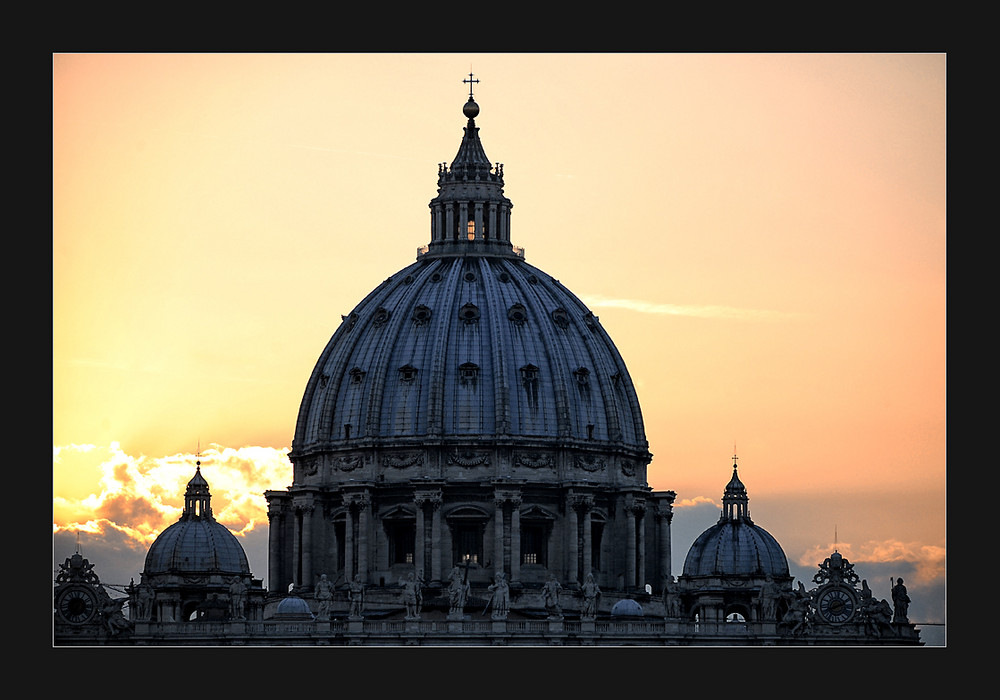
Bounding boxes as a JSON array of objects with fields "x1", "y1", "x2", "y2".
[
  {"x1": 580, "y1": 294, "x2": 805, "y2": 321},
  {"x1": 53, "y1": 442, "x2": 293, "y2": 549},
  {"x1": 797, "y1": 539, "x2": 945, "y2": 588},
  {"x1": 673, "y1": 495, "x2": 718, "y2": 509}
]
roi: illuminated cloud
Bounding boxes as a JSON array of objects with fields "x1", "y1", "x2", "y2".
[
  {"x1": 580, "y1": 294, "x2": 806, "y2": 321},
  {"x1": 53, "y1": 442, "x2": 292, "y2": 548},
  {"x1": 798, "y1": 539, "x2": 945, "y2": 588},
  {"x1": 673, "y1": 495, "x2": 717, "y2": 509}
]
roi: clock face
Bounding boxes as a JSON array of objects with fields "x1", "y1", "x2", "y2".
[
  {"x1": 57, "y1": 585, "x2": 98, "y2": 624},
  {"x1": 818, "y1": 586, "x2": 856, "y2": 624}
]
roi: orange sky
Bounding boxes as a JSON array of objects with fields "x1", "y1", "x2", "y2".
[{"x1": 52, "y1": 53, "x2": 946, "y2": 641}]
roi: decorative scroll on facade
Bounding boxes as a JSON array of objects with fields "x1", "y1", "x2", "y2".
[
  {"x1": 514, "y1": 451, "x2": 554, "y2": 469},
  {"x1": 383, "y1": 452, "x2": 423, "y2": 469},
  {"x1": 448, "y1": 450, "x2": 490, "y2": 467},
  {"x1": 335, "y1": 455, "x2": 364, "y2": 471},
  {"x1": 575, "y1": 455, "x2": 605, "y2": 472}
]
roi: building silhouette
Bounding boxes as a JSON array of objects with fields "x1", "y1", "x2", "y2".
[{"x1": 53, "y1": 77, "x2": 920, "y2": 646}]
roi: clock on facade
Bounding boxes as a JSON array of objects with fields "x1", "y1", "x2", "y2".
[
  {"x1": 56, "y1": 584, "x2": 99, "y2": 625},
  {"x1": 816, "y1": 585, "x2": 857, "y2": 624}
]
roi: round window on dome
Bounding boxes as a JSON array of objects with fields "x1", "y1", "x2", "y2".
[
  {"x1": 459, "y1": 303, "x2": 480, "y2": 323},
  {"x1": 508, "y1": 303, "x2": 527, "y2": 324},
  {"x1": 551, "y1": 308, "x2": 570, "y2": 329},
  {"x1": 412, "y1": 304, "x2": 433, "y2": 325}
]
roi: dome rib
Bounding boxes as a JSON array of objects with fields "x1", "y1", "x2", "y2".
[
  {"x1": 369, "y1": 269, "x2": 423, "y2": 438},
  {"x1": 516, "y1": 265, "x2": 573, "y2": 438},
  {"x1": 504, "y1": 266, "x2": 552, "y2": 436},
  {"x1": 424, "y1": 259, "x2": 452, "y2": 437},
  {"x1": 481, "y1": 258, "x2": 512, "y2": 435}
]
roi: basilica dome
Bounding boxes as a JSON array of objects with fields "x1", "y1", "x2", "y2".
[
  {"x1": 289, "y1": 91, "x2": 649, "y2": 485},
  {"x1": 293, "y1": 255, "x2": 646, "y2": 452},
  {"x1": 267, "y1": 82, "x2": 671, "y2": 602},
  {"x1": 682, "y1": 464, "x2": 789, "y2": 578},
  {"x1": 144, "y1": 465, "x2": 250, "y2": 577}
]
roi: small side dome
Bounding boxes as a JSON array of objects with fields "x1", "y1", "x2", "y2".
[
  {"x1": 144, "y1": 519, "x2": 251, "y2": 575},
  {"x1": 611, "y1": 599, "x2": 644, "y2": 617},
  {"x1": 275, "y1": 596, "x2": 315, "y2": 619},
  {"x1": 143, "y1": 463, "x2": 251, "y2": 577},
  {"x1": 682, "y1": 461, "x2": 789, "y2": 578},
  {"x1": 682, "y1": 519, "x2": 789, "y2": 578}
]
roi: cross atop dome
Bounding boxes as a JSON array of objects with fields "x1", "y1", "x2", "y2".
[
  {"x1": 464, "y1": 71, "x2": 479, "y2": 101},
  {"x1": 462, "y1": 72, "x2": 481, "y2": 121}
]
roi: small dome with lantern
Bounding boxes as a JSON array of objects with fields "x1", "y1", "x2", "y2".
[
  {"x1": 144, "y1": 463, "x2": 251, "y2": 576},
  {"x1": 682, "y1": 459, "x2": 789, "y2": 579},
  {"x1": 139, "y1": 462, "x2": 263, "y2": 622}
]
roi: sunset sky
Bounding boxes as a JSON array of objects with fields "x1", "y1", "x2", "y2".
[{"x1": 52, "y1": 53, "x2": 946, "y2": 643}]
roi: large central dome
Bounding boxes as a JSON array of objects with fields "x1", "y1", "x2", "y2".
[
  {"x1": 292, "y1": 255, "x2": 646, "y2": 452},
  {"x1": 291, "y1": 92, "x2": 648, "y2": 469},
  {"x1": 267, "y1": 82, "x2": 672, "y2": 605}
]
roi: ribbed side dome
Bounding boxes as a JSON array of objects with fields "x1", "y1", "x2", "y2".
[
  {"x1": 144, "y1": 519, "x2": 251, "y2": 575},
  {"x1": 682, "y1": 519, "x2": 789, "y2": 578},
  {"x1": 275, "y1": 596, "x2": 315, "y2": 618},
  {"x1": 611, "y1": 599, "x2": 644, "y2": 617},
  {"x1": 292, "y1": 255, "x2": 646, "y2": 452}
]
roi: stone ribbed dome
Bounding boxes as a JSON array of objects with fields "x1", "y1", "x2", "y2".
[
  {"x1": 289, "y1": 91, "x2": 648, "y2": 484},
  {"x1": 144, "y1": 465, "x2": 250, "y2": 577},
  {"x1": 274, "y1": 595, "x2": 315, "y2": 619},
  {"x1": 611, "y1": 598, "x2": 644, "y2": 617},
  {"x1": 144, "y1": 519, "x2": 250, "y2": 575},
  {"x1": 293, "y1": 256, "x2": 646, "y2": 450},
  {"x1": 682, "y1": 465, "x2": 789, "y2": 578},
  {"x1": 265, "y1": 81, "x2": 669, "y2": 601},
  {"x1": 682, "y1": 519, "x2": 788, "y2": 578}
]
